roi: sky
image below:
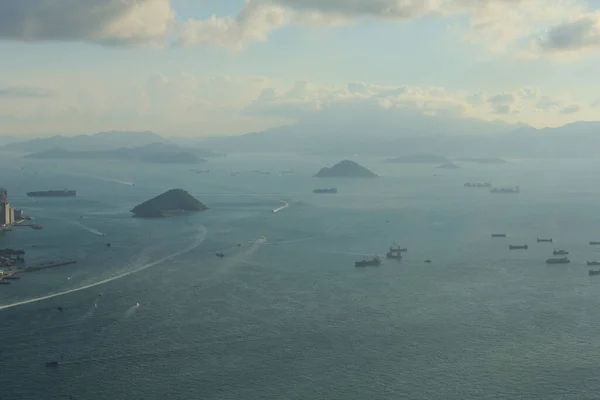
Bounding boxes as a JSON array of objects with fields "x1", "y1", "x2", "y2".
[{"x1": 1, "y1": 0, "x2": 600, "y2": 137}]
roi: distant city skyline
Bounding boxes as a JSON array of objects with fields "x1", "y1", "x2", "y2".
[{"x1": 1, "y1": 0, "x2": 600, "y2": 137}]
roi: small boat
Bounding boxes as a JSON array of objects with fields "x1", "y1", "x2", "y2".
[
  {"x1": 491, "y1": 233, "x2": 507, "y2": 238},
  {"x1": 537, "y1": 238, "x2": 553, "y2": 243},
  {"x1": 546, "y1": 257, "x2": 570, "y2": 264},
  {"x1": 587, "y1": 261, "x2": 600, "y2": 266},
  {"x1": 106, "y1": 243, "x2": 111, "y2": 247},
  {"x1": 589, "y1": 269, "x2": 600, "y2": 276},
  {"x1": 216, "y1": 252, "x2": 225, "y2": 258},
  {"x1": 135, "y1": 303, "x2": 140, "y2": 308},
  {"x1": 424, "y1": 259, "x2": 432, "y2": 264},
  {"x1": 355, "y1": 256, "x2": 382, "y2": 268},
  {"x1": 56, "y1": 307, "x2": 64, "y2": 312},
  {"x1": 553, "y1": 250, "x2": 569, "y2": 255},
  {"x1": 509, "y1": 245, "x2": 528, "y2": 250},
  {"x1": 45, "y1": 361, "x2": 59, "y2": 367},
  {"x1": 590, "y1": 241, "x2": 600, "y2": 245}
]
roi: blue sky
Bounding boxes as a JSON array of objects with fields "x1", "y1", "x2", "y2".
[{"x1": 1, "y1": 0, "x2": 600, "y2": 137}]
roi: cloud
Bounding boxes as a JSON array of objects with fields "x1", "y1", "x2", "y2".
[
  {"x1": 0, "y1": 86, "x2": 54, "y2": 98},
  {"x1": 0, "y1": 73, "x2": 590, "y2": 136},
  {"x1": 536, "y1": 95, "x2": 564, "y2": 111},
  {"x1": 561, "y1": 103, "x2": 582, "y2": 114},
  {"x1": 490, "y1": 104, "x2": 514, "y2": 115},
  {"x1": 466, "y1": 92, "x2": 486, "y2": 106},
  {"x1": 172, "y1": 0, "x2": 585, "y2": 51},
  {"x1": 0, "y1": 0, "x2": 174, "y2": 45},
  {"x1": 488, "y1": 92, "x2": 516, "y2": 105},
  {"x1": 177, "y1": 2, "x2": 286, "y2": 49},
  {"x1": 519, "y1": 88, "x2": 539, "y2": 100},
  {"x1": 535, "y1": 10, "x2": 600, "y2": 56}
]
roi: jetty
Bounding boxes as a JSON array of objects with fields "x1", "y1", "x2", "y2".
[{"x1": 0, "y1": 260, "x2": 77, "y2": 284}]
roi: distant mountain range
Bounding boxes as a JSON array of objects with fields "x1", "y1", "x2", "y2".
[
  {"x1": 24, "y1": 143, "x2": 219, "y2": 165},
  {"x1": 195, "y1": 118, "x2": 600, "y2": 158},
  {"x1": 3, "y1": 117, "x2": 600, "y2": 159},
  {"x1": 3, "y1": 131, "x2": 170, "y2": 152},
  {"x1": 2, "y1": 131, "x2": 224, "y2": 162}
]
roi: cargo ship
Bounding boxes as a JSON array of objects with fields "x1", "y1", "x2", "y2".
[
  {"x1": 313, "y1": 188, "x2": 338, "y2": 194},
  {"x1": 546, "y1": 257, "x2": 570, "y2": 264},
  {"x1": 509, "y1": 244, "x2": 528, "y2": 250},
  {"x1": 553, "y1": 249, "x2": 569, "y2": 255},
  {"x1": 355, "y1": 256, "x2": 381, "y2": 268},
  {"x1": 587, "y1": 261, "x2": 600, "y2": 266},
  {"x1": 492, "y1": 233, "x2": 507, "y2": 238},
  {"x1": 464, "y1": 182, "x2": 491, "y2": 188},
  {"x1": 491, "y1": 186, "x2": 520, "y2": 194},
  {"x1": 589, "y1": 269, "x2": 600, "y2": 276},
  {"x1": 537, "y1": 238, "x2": 553, "y2": 243},
  {"x1": 27, "y1": 189, "x2": 76, "y2": 197}
]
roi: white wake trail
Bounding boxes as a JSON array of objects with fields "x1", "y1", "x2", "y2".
[
  {"x1": 272, "y1": 200, "x2": 289, "y2": 213},
  {"x1": 0, "y1": 227, "x2": 207, "y2": 311},
  {"x1": 72, "y1": 221, "x2": 105, "y2": 236}
]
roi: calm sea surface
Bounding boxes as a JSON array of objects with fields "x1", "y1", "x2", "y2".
[{"x1": 1, "y1": 154, "x2": 600, "y2": 399}]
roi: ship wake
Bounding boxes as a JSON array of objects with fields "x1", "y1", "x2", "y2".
[
  {"x1": 272, "y1": 200, "x2": 289, "y2": 213},
  {"x1": 0, "y1": 227, "x2": 207, "y2": 310},
  {"x1": 72, "y1": 221, "x2": 105, "y2": 236}
]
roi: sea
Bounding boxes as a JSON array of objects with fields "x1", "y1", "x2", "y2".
[{"x1": 1, "y1": 153, "x2": 600, "y2": 399}]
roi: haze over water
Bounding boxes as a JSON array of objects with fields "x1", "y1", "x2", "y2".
[{"x1": 1, "y1": 154, "x2": 600, "y2": 399}]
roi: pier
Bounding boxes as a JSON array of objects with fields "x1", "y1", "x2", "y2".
[
  {"x1": 13, "y1": 224, "x2": 43, "y2": 230},
  {"x1": 0, "y1": 260, "x2": 77, "y2": 284}
]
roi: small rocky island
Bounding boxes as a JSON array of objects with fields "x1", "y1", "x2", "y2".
[
  {"x1": 131, "y1": 189, "x2": 208, "y2": 218},
  {"x1": 315, "y1": 160, "x2": 378, "y2": 178}
]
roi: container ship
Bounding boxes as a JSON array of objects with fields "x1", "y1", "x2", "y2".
[
  {"x1": 27, "y1": 189, "x2": 76, "y2": 197},
  {"x1": 313, "y1": 188, "x2": 338, "y2": 194}
]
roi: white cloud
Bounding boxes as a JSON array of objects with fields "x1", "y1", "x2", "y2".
[
  {"x1": 0, "y1": 0, "x2": 174, "y2": 45},
  {"x1": 0, "y1": 73, "x2": 592, "y2": 136},
  {"x1": 562, "y1": 103, "x2": 583, "y2": 114},
  {"x1": 174, "y1": 0, "x2": 586, "y2": 53},
  {"x1": 177, "y1": 2, "x2": 286, "y2": 49},
  {"x1": 536, "y1": 95, "x2": 564, "y2": 111},
  {"x1": 0, "y1": 0, "x2": 589, "y2": 57},
  {"x1": 534, "y1": 10, "x2": 600, "y2": 57},
  {"x1": 488, "y1": 92, "x2": 516, "y2": 105}
]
